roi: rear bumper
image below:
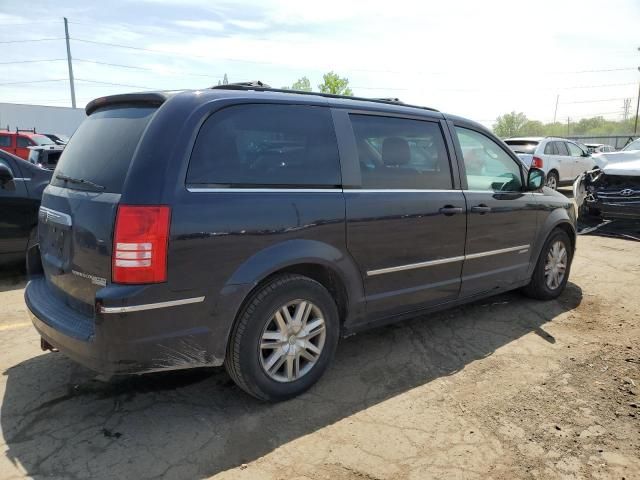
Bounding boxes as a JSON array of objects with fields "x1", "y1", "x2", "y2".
[{"x1": 25, "y1": 276, "x2": 226, "y2": 375}]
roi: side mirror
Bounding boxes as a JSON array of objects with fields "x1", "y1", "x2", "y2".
[
  {"x1": 0, "y1": 163, "x2": 14, "y2": 188},
  {"x1": 527, "y1": 168, "x2": 545, "y2": 190}
]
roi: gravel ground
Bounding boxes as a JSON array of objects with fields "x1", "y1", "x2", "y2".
[{"x1": 0, "y1": 234, "x2": 638, "y2": 480}]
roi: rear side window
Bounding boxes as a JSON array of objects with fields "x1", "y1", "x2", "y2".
[
  {"x1": 17, "y1": 137, "x2": 32, "y2": 148},
  {"x1": 52, "y1": 107, "x2": 156, "y2": 193},
  {"x1": 0, "y1": 135, "x2": 10, "y2": 147},
  {"x1": 504, "y1": 140, "x2": 538, "y2": 154},
  {"x1": 187, "y1": 104, "x2": 340, "y2": 187},
  {"x1": 556, "y1": 142, "x2": 569, "y2": 155},
  {"x1": 544, "y1": 142, "x2": 558, "y2": 155},
  {"x1": 350, "y1": 114, "x2": 452, "y2": 190}
]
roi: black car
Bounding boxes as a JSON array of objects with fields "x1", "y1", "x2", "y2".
[
  {"x1": 25, "y1": 84, "x2": 576, "y2": 401},
  {"x1": 0, "y1": 150, "x2": 52, "y2": 266}
]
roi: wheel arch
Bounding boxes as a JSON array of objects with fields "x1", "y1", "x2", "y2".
[
  {"x1": 527, "y1": 210, "x2": 576, "y2": 278},
  {"x1": 214, "y1": 239, "x2": 365, "y2": 357}
]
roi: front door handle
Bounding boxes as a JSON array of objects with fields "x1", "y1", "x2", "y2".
[
  {"x1": 439, "y1": 205, "x2": 463, "y2": 216},
  {"x1": 471, "y1": 204, "x2": 492, "y2": 214}
]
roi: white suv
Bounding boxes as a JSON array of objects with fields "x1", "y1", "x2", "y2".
[{"x1": 504, "y1": 137, "x2": 595, "y2": 189}]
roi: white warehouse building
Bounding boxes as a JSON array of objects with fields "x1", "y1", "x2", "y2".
[{"x1": 0, "y1": 103, "x2": 86, "y2": 137}]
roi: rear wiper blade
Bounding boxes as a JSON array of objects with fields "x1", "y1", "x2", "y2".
[{"x1": 55, "y1": 173, "x2": 105, "y2": 191}]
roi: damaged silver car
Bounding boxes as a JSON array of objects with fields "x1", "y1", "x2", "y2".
[{"x1": 574, "y1": 158, "x2": 640, "y2": 220}]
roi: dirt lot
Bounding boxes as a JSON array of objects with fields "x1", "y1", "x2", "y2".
[{"x1": 0, "y1": 234, "x2": 638, "y2": 480}]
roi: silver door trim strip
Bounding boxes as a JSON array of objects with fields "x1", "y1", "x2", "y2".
[
  {"x1": 345, "y1": 189, "x2": 461, "y2": 193},
  {"x1": 464, "y1": 244, "x2": 530, "y2": 260},
  {"x1": 366, "y1": 244, "x2": 530, "y2": 277},
  {"x1": 367, "y1": 255, "x2": 465, "y2": 276},
  {"x1": 186, "y1": 187, "x2": 343, "y2": 193},
  {"x1": 13, "y1": 177, "x2": 31, "y2": 181},
  {"x1": 100, "y1": 296, "x2": 206, "y2": 314},
  {"x1": 38, "y1": 206, "x2": 72, "y2": 227}
]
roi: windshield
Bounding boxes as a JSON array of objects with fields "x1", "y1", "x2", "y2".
[
  {"x1": 31, "y1": 134, "x2": 55, "y2": 146},
  {"x1": 51, "y1": 106, "x2": 156, "y2": 193},
  {"x1": 504, "y1": 140, "x2": 538, "y2": 155},
  {"x1": 622, "y1": 139, "x2": 640, "y2": 151}
]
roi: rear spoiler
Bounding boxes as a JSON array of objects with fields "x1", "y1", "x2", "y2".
[{"x1": 85, "y1": 92, "x2": 168, "y2": 116}]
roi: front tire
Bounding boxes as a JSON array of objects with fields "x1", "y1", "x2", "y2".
[
  {"x1": 523, "y1": 229, "x2": 573, "y2": 300},
  {"x1": 225, "y1": 274, "x2": 339, "y2": 401}
]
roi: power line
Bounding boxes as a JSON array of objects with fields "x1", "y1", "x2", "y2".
[
  {"x1": 73, "y1": 58, "x2": 224, "y2": 78},
  {"x1": 0, "y1": 21, "x2": 58, "y2": 27},
  {"x1": 0, "y1": 37, "x2": 64, "y2": 44},
  {"x1": 75, "y1": 78, "x2": 157, "y2": 89},
  {"x1": 0, "y1": 58, "x2": 65, "y2": 65},
  {"x1": 561, "y1": 97, "x2": 636, "y2": 104},
  {"x1": 0, "y1": 78, "x2": 67, "y2": 86}
]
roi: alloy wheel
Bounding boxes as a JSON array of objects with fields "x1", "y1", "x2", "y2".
[
  {"x1": 259, "y1": 299, "x2": 327, "y2": 383},
  {"x1": 544, "y1": 240, "x2": 567, "y2": 290},
  {"x1": 546, "y1": 175, "x2": 557, "y2": 189}
]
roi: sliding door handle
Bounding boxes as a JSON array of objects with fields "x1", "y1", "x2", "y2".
[
  {"x1": 471, "y1": 204, "x2": 492, "y2": 214},
  {"x1": 439, "y1": 206, "x2": 464, "y2": 216}
]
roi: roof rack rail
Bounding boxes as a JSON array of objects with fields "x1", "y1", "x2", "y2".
[
  {"x1": 373, "y1": 97, "x2": 404, "y2": 103},
  {"x1": 210, "y1": 81, "x2": 439, "y2": 112},
  {"x1": 211, "y1": 80, "x2": 271, "y2": 90}
]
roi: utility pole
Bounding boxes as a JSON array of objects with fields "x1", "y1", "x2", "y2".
[
  {"x1": 635, "y1": 66, "x2": 640, "y2": 135},
  {"x1": 623, "y1": 98, "x2": 631, "y2": 121},
  {"x1": 553, "y1": 94, "x2": 559, "y2": 123},
  {"x1": 64, "y1": 17, "x2": 76, "y2": 108},
  {"x1": 567, "y1": 117, "x2": 570, "y2": 136},
  {"x1": 635, "y1": 48, "x2": 640, "y2": 135}
]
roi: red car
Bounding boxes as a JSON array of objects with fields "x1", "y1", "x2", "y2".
[{"x1": 0, "y1": 129, "x2": 56, "y2": 160}]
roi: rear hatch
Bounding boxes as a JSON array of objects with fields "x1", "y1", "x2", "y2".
[
  {"x1": 504, "y1": 140, "x2": 539, "y2": 168},
  {"x1": 39, "y1": 105, "x2": 158, "y2": 315}
]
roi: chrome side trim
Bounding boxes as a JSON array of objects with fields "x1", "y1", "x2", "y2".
[
  {"x1": 366, "y1": 244, "x2": 530, "y2": 277},
  {"x1": 463, "y1": 189, "x2": 523, "y2": 194},
  {"x1": 367, "y1": 256, "x2": 465, "y2": 276},
  {"x1": 38, "y1": 206, "x2": 72, "y2": 227},
  {"x1": 344, "y1": 189, "x2": 462, "y2": 193},
  {"x1": 100, "y1": 296, "x2": 206, "y2": 314},
  {"x1": 465, "y1": 244, "x2": 530, "y2": 260},
  {"x1": 187, "y1": 187, "x2": 343, "y2": 193},
  {"x1": 13, "y1": 177, "x2": 31, "y2": 181}
]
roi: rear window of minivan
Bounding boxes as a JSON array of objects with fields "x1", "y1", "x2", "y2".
[
  {"x1": 51, "y1": 106, "x2": 156, "y2": 193},
  {"x1": 186, "y1": 104, "x2": 341, "y2": 188}
]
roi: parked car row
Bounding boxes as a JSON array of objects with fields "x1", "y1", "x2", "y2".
[{"x1": 0, "y1": 128, "x2": 67, "y2": 161}]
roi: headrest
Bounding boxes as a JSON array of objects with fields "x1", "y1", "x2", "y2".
[{"x1": 382, "y1": 137, "x2": 410, "y2": 166}]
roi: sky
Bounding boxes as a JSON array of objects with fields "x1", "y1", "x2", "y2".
[{"x1": 0, "y1": 0, "x2": 638, "y2": 128}]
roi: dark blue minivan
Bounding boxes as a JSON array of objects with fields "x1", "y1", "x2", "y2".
[{"x1": 25, "y1": 83, "x2": 576, "y2": 401}]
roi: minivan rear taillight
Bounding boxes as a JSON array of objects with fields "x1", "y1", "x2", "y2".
[
  {"x1": 112, "y1": 205, "x2": 170, "y2": 284},
  {"x1": 531, "y1": 156, "x2": 544, "y2": 168}
]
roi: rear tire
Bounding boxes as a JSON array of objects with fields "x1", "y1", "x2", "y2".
[
  {"x1": 522, "y1": 229, "x2": 573, "y2": 300},
  {"x1": 225, "y1": 274, "x2": 339, "y2": 401},
  {"x1": 545, "y1": 171, "x2": 559, "y2": 190}
]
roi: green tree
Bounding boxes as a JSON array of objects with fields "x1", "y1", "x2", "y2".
[
  {"x1": 493, "y1": 111, "x2": 529, "y2": 138},
  {"x1": 283, "y1": 76, "x2": 312, "y2": 92},
  {"x1": 318, "y1": 71, "x2": 353, "y2": 96}
]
